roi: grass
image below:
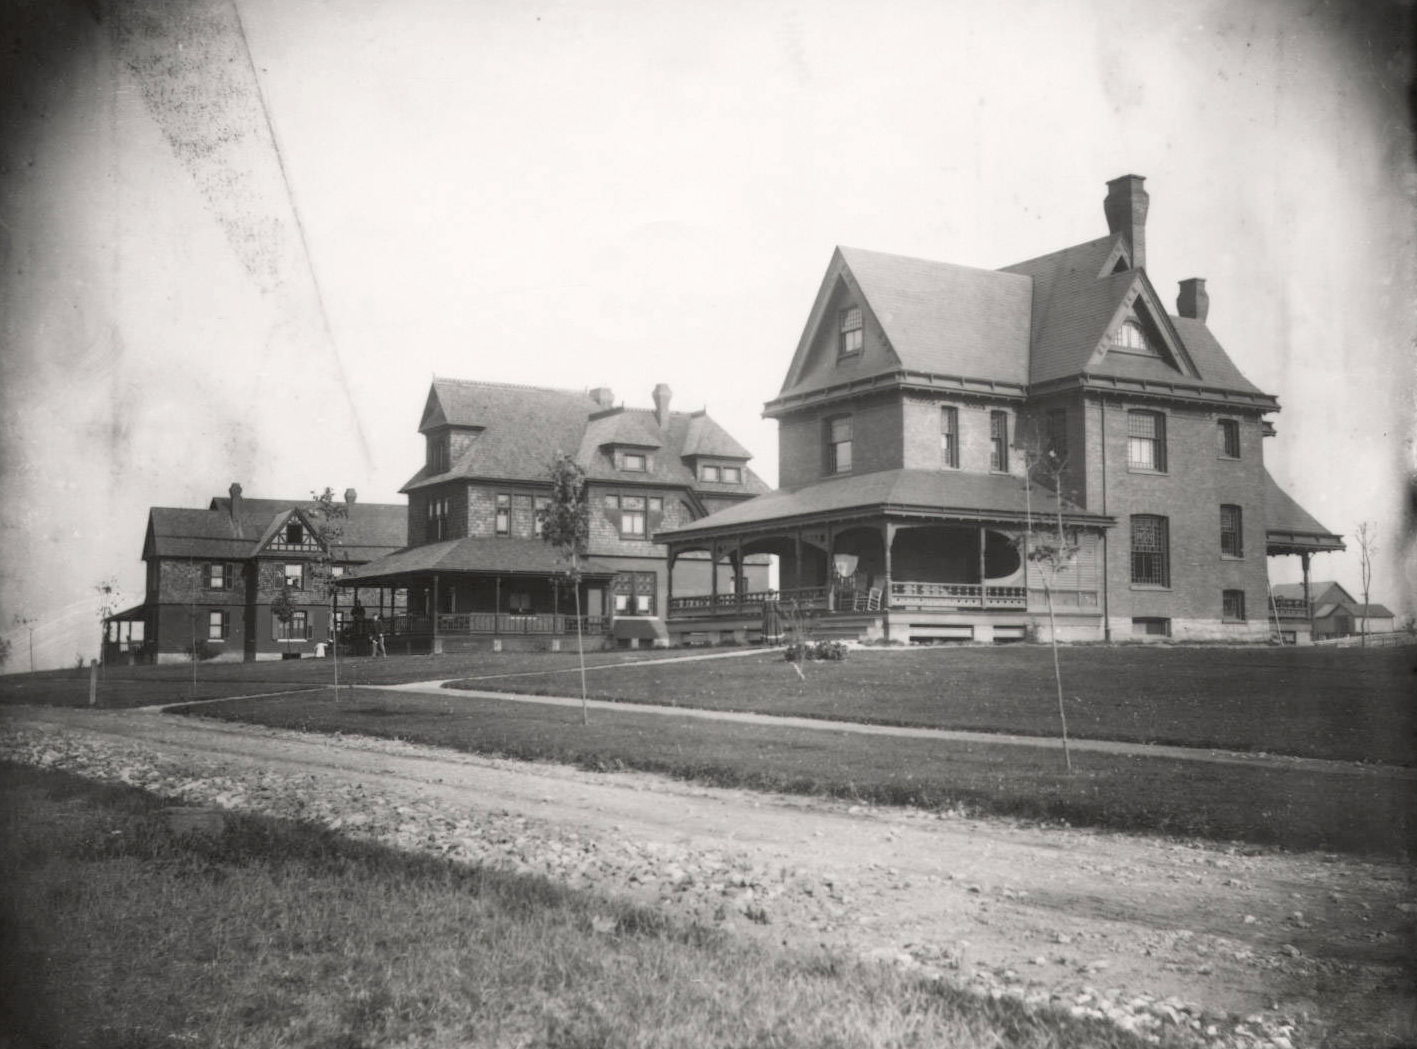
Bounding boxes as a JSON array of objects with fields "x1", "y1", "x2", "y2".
[
  {"x1": 447, "y1": 644, "x2": 1417, "y2": 765},
  {"x1": 173, "y1": 689, "x2": 1417, "y2": 859},
  {"x1": 0, "y1": 647, "x2": 685, "y2": 710},
  {"x1": 0, "y1": 762, "x2": 1170, "y2": 1049}
]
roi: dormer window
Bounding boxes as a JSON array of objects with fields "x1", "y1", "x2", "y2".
[
  {"x1": 621, "y1": 451, "x2": 647, "y2": 472},
  {"x1": 1114, "y1": 319, "x2": 1153, "y2": 355},
  {"x1": 285, "y1": 521, "x2": 304, "y2": 546},
  {"x1": 428, "y1": 433, "x2": 451, "y2": 473},
  {"x1": 839, "y1": 307, "x2": 863, "y2": 358},
  {"x1": 699, "y1": 463, "x2": 742, "y2": 484}
]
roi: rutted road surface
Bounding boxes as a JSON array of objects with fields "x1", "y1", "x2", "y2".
[{"x1": 2, "y1": 706, "x2": 1412, "y2": 1049}]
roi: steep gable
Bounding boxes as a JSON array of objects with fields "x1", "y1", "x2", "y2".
[{"x1": 773, "y1": 247, "x2": 1032, "y2": 407}]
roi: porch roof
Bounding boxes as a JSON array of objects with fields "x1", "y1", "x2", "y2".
[
  {"x1": 338, "y1": 537, "x2": 616, "y2": 586},
  {"x1": 657, "y1": 468, "x2": 1111, "y2": 542},
  {"x1": 1263, "y1": 470, "x2": 1345, "y2": 554}
]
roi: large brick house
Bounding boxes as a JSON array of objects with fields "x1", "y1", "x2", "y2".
[
  {"x1": 657, "y1": 175, "x2": 1344, "y2": 644},
  {"x1": 105, "y1": 486, "x2": 406, "y2": 663},
  {"x1": 340, "y1": 379, "x2": 771, "y2": 651}
]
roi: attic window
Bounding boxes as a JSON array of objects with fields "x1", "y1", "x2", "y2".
[
  {"x1": 286, "y1": 522, "x2": 304, "y2": 546},
  {"x1": 1113, "y1": 319, "x2": 1154, "y2": 355},
  {"x1": 621, "y1": 452, "x2": 647, "y2": 472},
  {"x1": 839, "y1": 307, "x2": 863, "y2": 359}
]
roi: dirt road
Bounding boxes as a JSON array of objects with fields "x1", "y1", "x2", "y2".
[{"x1": 2, "y1": 705, "x2": 1412, "y2": 1048}]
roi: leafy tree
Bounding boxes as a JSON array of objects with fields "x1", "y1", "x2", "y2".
[
  {"x1": 1012, "y1": 423, "x2": 1078, "y2": 772},
  {"x1": 540, "y1": 453, "x2": 591, "y2": 724},
  {"x1": 271, "y1": 586, "x2": 297, "y2": 655},
  {"x1": 308, "y1": 488, "x2": 351, "y2": 691},
  {"x1": 0, "y1": 635, "x2": 11, "y2": 669},
  {"x1": 95, "y1": 578, "x2": 121, "y2": 668}
]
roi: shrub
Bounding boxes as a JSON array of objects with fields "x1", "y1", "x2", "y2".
[{"x1": 785, "y1": 640, "x2": 847, "y2": 662}]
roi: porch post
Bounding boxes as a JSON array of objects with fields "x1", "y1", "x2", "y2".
[
  {"x1": 432, "y1": 574, "x2": 441, "y2": 654},
  {"x1": 1301, "y1": 552, "x2": 1312, "y2": 617},
  {"x1": 794, "y1": 529, "x2": 803, "y2": 594},
  {"x1": 710, "y1": 541, "x2": 719, "y2": 613},
  {"x1": 882, "y1": 520, "x2": 895, "y2": 641},
  {"x1": 667, "y1": 545, "x2": 676, "y2": 608},
  {"x1": 979, "y1": 526, "x2": 987, "y2": 609},
  {"x1": 736, "y1": 536, "x2": 745, "y2": 611},
  {"x1": 495, "y1": 576, "x2": 501, "y2": 636},
  {"x1": 826, "y1": 525, "x2": 836, "y2": 610}
]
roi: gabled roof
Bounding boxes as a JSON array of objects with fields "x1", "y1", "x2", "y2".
[
  {"x1": 772, "y1": 247, "x2": 1033, "y2": 407},
  {"x1": 657, "y1": 468, "x2": 1110, "y2": 542},
  {"x1": 1270, "y1": 580, "x2": 1354, "y2": 604},
  {"x1": 405, "y1": 379, "x2": 769, "y2": 498},
  {"x1": 145, "y1": 495, "x2": 406, "y2": 563},
  {"x1": 1263, "y1": 471, "x2": 1346, "y2": 553}
]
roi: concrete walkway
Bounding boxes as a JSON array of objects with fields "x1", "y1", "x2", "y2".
[{"x1": 365, "y1": 676, "x2": 1416, "y2": 780}]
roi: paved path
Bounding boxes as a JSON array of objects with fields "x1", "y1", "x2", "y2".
[{"x1": 365, "y1": 677, "x2": 1416, "y2": 780}]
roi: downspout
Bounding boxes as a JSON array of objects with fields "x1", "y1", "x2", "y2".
[
  {"x1": 1100, "y1": 396, "x2": 1111, "y2": 641},
  {"x1": 432, "y1": 574, "x2": 441, "y2": 655}
]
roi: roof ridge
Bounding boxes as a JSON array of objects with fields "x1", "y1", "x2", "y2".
[
  {"x1": 432, "y1": 376, "x2": 591, "y2": 398},
  {"x1": 999, "y1": 234, "x2": 1115, "y2": 272},
  {"x1": 841, "y1": 244, "x2": 1013, "y2": 279}
]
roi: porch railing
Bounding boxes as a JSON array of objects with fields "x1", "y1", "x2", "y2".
[
  {"x1": 371, "y1": 613, "x2": 609, "y2": 636},
  {"x1": 1269, "y1": 597, "x2": 1310, "y2": 620},
  {"x1": 668, "y1": 586, "x2": 831, "y2": 618},
  {"x1": 890, "y1": 582, "x2": 1029, "y2": 610}
]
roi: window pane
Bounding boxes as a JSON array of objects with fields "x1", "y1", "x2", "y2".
[
  {"x1": 722, "y1": 467, "x2": 741, "y2": 483},
  {"x1": 830, "y1": 417, "x2": 852, "y2": 442},
  {"x1": 622, "y1": 496, "x2": 645, "y2": 510}
]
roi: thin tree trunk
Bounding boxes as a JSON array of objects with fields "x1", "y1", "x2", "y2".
[
  {"x1": 1045, "y1": 583, "x2": 1072, "y2": 773},
  {"x1": 574, "y1": 552, "x2": 587, "y2": 725}
]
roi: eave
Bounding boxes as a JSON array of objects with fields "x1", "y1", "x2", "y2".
[
  {"x1": 1029, "y1": 374, "x2": 1281, "y2": 411},
  {"x1": 764, "y1": 369, "x2": 1029, "y2": 418},
  {"x1": 1265, "y1": 530, "x2": 1346, "y2": 555}
]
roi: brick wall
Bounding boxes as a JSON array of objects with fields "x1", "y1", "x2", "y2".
[{"x1": 1092, "y1": 397, "x2": 1271, "y2": 639}]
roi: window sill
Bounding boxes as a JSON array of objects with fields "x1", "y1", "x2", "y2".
[
  {"x1": 1217, "y1": 455, "x2": 1241, "y2": 462},
  {"x1": 1130, "y1": 584, "x2": 1172, "y2": 592},
  {"x1": 1222, "y1": 618, "x2": 1247, "y2": 624},
  {"x1": 1220, "y1": 554, "x2": 1244, "y2": 561},
  {"x1": 1126, "y1": 467, "x2": 1168, "y2": 475}
]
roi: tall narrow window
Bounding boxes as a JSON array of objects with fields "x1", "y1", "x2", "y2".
[
  {"x1": 989, "y1": 411, "x2": 1009, "y2": 472},
  {"x1": 620, "y1": 495, "x2": 647, "y2": 536},
  {"x1": 427, "y1": 496, "x2": 449, "y2": 540},
  {"x1": 533, "y1": 496, "x2": 550, "y2": 537},
  {"x1": 827, "y1": 416, "x2": 853, "y2": 474},
  {"x1": 1222, "y1": 589, "x2": 1247, "y2": 621},
  {"x1": 839, "y1": 307, "x2": 863, "y2": 358},
  {"x1": 940, "y1": 406, "x2": 959, "y2": 469},
  {"x1": 495, "y1": 494, "x2": 511, "y2": 536},
  {"x1": 1130, "y1": 514, "x2": 1170, "y2": 586},
  {"x1": 1217, "y1": 419, "x2": 1241, "y2": 459},
  {"x1": 1047, "y1": 408, "x2": 1068, "y2": 463},
  {"x1": 207, "y1": 610, "x2": 228, "y2": 641},
  {"x1": 1127, "y1": 411, "x2": 1167, "y2": 471},
  {"x1": 1220, "y1": 504, "x2": 1243, "y2": 557}
]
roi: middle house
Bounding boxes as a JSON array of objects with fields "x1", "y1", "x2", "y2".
[{"x1": 342, "y1": 379, "x2": 771, "y2": 652}]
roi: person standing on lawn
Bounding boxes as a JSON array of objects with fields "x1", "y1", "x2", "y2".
[{"x1": 371, "y1": 614, "x2": 387, "y2": 658}]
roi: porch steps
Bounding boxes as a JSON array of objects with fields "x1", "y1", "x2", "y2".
[{"x1": 807, "y1": 614, "x2": 884, "y2": 643}]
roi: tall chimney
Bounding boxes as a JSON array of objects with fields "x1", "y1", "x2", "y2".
[
  {"x1": 228, "y1": 482, "x2": 243, "y2": 523},
  {"x1": 1177, "y1": 278, "x2": 1209, "y2": 322},
  {"x1": 344, "y1": 488, "x2": 358, "y2": 507},
  {"x1": 589, "y1": 386, "x2": 615, "y2": 408},
  {"x1": 1103, "y1": 174, "x2": 1149, "y2": 270},
  {"x1": 652, "y1": 383, "x2": 672, "y2": 428}
]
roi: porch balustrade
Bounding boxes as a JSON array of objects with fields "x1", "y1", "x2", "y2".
[
  {"x1": 381, "y1": 613, "x2": 609, "y2": 636},
  {"x1": 890, "y1": 581, "x2": 1029, "y2": 610},
  {"x1": 1023, "y1": 588, "x2": 1099, "y2": 609},
  {"x1": 668, "y1": 586, "x2": 831, "y2": 618},
  {"x1": 1269, "y1": 597, "x2": 1310, "y2": 620}
]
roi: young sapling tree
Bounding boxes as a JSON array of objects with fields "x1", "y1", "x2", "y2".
[{"x1": 541, "y1": 452, "x2": 592, "y2": 724}]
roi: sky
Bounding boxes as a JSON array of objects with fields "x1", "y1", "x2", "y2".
[{"x1": 1, "y1": 0, "x2": 1413, "y2": 670}]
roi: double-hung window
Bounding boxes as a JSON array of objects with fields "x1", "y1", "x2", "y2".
[
  {"x1": 495, "y1": 494, "x2": 511, "y2": 536},
  {"x1": 203, "y1": 562, "x2": 231, "y2": 590},
  {"x1": 839, "y1": 307, "x2": 863, "y2": 358},
  {"x1": 1220, "y1": 505, "x2": 1243, "y2": 558},
  {"x1": 274, "y1": 610, "x2": 310, "y2": 641},
  {"x1": 620, "y1": 495, "x2": 647, "y2": 536},
  {"x1": 283, "y1": 563, "x2": 304, "y2": 589},
  {"x1": 207, "y1": 610, "x2": 228, "y2": 641},
  {"x1": 427, "y1": 496, "x2": 449, "y2": 540},
  {"x1": 940, "y1": 407, "x2": 959, "y2": 469},
  {"x1": 827, "y1": 416, "x2": 853, "y2": 474},
  {"x1": 1130, "y1": 514, "x2": 1170, "y2": 587},
  {"x1": 1217, "y1": 419, "x2": 1241, "y2": 459},
  {"x1": 989, "y1": 411, "x2": 1009, "y2": 472},
  {"x1": 1127, "y1": 410, "x2": 1167, "y2": 471}
]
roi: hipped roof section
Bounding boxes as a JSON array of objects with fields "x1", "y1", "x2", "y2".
[{"x1": 405, "y1": 379, "x2": 767, "y2": 495}]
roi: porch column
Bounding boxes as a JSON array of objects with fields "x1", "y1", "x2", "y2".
[
  {"x1": 881, "y1": 521, "x2": 896, "y2": 641},
  {"x1": 826, "y1": 525, "x2": 836, "y2": 611},
  {"x1": 666, "y1": 545, "x2": 676, "y2": 609},
  {"x1": 710, "y1": 541, "x2": 719, "y2": 613},
  {"x1": 793, "y1": 529, "x2": 803, "y2": 594},
  {"x1": 736, "y1": 536, "x2": 745, "y2": 610},
  {"x1": 432, "y1": 574, "x2": 441, "y2": 654},
  {"x1": 495, "y1": 576, "x2": 501, "y2": 636},
  {"x1": 1301, "y1": 552, "x2": 1312, "y2": 618},
  {"x1": 979, "y1": 526, "x2": 988, "y2": 609}
]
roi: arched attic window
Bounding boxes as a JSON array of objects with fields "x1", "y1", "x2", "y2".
[{"x1": 1112, "y1": 316, "x2": 1157, "y2": 356}]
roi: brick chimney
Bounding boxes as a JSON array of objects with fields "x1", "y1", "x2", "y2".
[
  {"x1": 228, "y1": 483, "x2": 244, "y2": 536},
  {"x1": 589, "y1": 386, "x2": 615, "y2": 408},
  {"x1": 1104, "y1": 174, "x2": 1149, "y2": 270},
  {"x1": 344, "y1": 488, "x2": 358, "y2": 508},
  {"x1": 1177, "y1": 278, "x2": 1209, "y2": 322},
  {"x1": 652, "y1": 383, "x2": 672, "y2": 428}
]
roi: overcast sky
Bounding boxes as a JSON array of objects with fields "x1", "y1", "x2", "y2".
[{"x1": 1, "y1": 0, "x2": 1412, "y2": 669}]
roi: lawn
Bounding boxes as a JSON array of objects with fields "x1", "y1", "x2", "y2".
[
  {"x1": 173, "y1": 688, "x2": 1416, "y2": 858},
  {"x1": 0, "y1": 762, "x2": 1159, "y2": 1049},
  {"x1": 448, "y1": 644, "x2": 1417, "y2": 765},
  {"x1": 0, "y1": 646, "x2": 682, "y2": 710}
]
